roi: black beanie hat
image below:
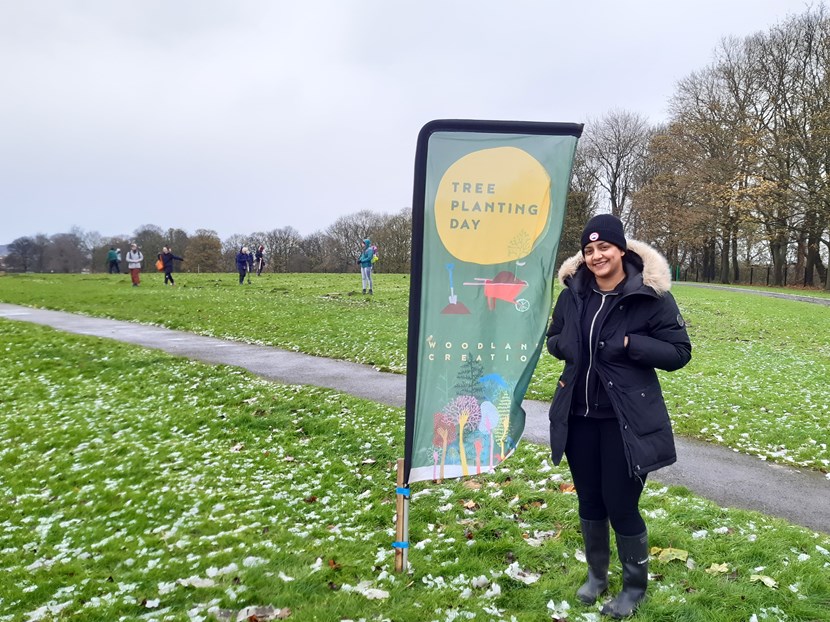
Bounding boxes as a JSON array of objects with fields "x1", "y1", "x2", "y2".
[{"x1": 580, "y1": 214, "x2": 626, "y2": 253}]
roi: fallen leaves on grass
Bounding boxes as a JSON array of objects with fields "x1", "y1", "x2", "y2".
[
  {"x1": 651, "y1": 547, "x2": 689, "y2": 563},
  {"x1": 705, "y1": 562, "x2": 730, "y2": 575},
  {"x1": 750, "y1": 574, "x2": 779, "y2": 589}
]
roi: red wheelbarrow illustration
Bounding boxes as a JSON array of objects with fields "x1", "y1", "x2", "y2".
[{"x1": 463, "y1": 271, "x2": 530, "y2": 312}]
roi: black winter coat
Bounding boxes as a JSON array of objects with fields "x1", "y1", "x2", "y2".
[
  {"x1": 158, "y1": 252, "x2": 183, "y2": 272},
  {"x1": 546, "y1": 240, "x2": 692, "y2": 477}
]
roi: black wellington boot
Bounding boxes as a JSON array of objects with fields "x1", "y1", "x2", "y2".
[
  {"x1": 601, "y1": 530, "x2": 648, "y2": 618},
  {"x1": 576, "y1": 518, "x2": 609, "y2": 604}
]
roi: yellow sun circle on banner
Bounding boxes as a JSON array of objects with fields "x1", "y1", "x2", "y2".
[{"x1": 435, "y1": 146, "x2": 551, "y2": 264}]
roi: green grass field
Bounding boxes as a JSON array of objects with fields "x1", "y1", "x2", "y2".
[
  {"x1": 1, "y1": 272, "x2": 828, "y2": 474},
  {"x1": 1, "y1": 319, "x2": 828, "y2": 621}
]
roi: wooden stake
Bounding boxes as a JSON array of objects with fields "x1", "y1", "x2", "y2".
[{"x1": 394, "y1": 458, "x2": 408, "y2": 573}]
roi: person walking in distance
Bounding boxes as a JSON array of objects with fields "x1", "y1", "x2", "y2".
[
  {"x1": 545, "y1": 214, "x2": 691, "y2": 618},
  {"x1": 236, "y1": 246, "x2": 253, "y2": 284},
  {"x1": 254, "y1": 245, "x2": 266, "y2": 276},
  {"x1": 126, "y1": 243, "x2": 144, "y2": 287},
  {"x1": 158, "y1": 246, "x2": 184, "y2": 286},
  {"x1": 106, "y1": 247, "x2": 119, "y2": 274},
  {"x1": 357, "y1": 238, "x2": 375, "y2": 294}
]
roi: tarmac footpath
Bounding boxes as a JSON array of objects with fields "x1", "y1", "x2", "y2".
[{"x1": 1, "y1": 302, "x2": 827, "y2": 534}]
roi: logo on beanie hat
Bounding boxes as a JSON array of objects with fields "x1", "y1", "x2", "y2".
[{"x1": 589, "y1": 232, "x2": 599, "y2": 242}]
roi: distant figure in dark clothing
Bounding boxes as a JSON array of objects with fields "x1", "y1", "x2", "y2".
[
  {"x1": 107, "y1": 247, "x2": 119, "y2": 274},
  {"x1": 158, "y1": 246, "x2": 183, "y2": 285},
  {"x1": 254, "y1": 245, "x2": 266, "y2": 276},
  {"x1": 236, "y1": 246, "x2": 253, "y2": 284}
]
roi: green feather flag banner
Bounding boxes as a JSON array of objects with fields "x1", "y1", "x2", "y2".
[{"x1": 404, "y1": 120, "x2": 582, "y2": 484}]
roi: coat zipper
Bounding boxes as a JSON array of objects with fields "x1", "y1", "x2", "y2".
[{"x1": 584, "y1": 292, "x2": 611, "y2": 416}]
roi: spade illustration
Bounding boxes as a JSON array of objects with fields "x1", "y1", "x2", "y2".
[{"x1": 442, "y1": 263, "x2": 470, "y2": 314}]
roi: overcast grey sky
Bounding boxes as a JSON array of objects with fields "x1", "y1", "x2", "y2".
[{"x1": 0, "y1": 0, "x2": 813, "y2": 244}]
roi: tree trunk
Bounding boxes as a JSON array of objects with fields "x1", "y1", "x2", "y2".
[
  {"x1": 804, "y1": 210, "x2": 821, "y2": 287},
  {"x1": 769, "y1": 239, "x2": 788, "y2": 287},
  {"x1": 719, "y1": 230, "x2": 731, "y2": 284}
]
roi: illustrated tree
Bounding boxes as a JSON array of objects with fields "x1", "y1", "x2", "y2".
[
  {"x1": 478, "y1": 400, "x2": 500, "y2": 472},
  {"x1": 454, "y1": 359, "x2": 485, "y2": 402},
  {"x1": 443, "y1": 395, "x2": 482, "y2": 477},
  {"x1": 495, "y1": 390, "x2": 512, "y2": 461},
  {"x1": 432, "y1": 411, "x2": 458, "y2": 482}
]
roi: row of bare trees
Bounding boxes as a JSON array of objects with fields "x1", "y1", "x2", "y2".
[
  {"x1": 2, "y1": 209, "x2": 413, "y2": 275},
  {"x1": 580, "y1": 6, "x2": 830, "y2": 288}
]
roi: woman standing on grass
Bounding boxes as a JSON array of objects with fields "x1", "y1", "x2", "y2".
[
  {"x1": 357, "y1": 238, "x2": 375, "y2": 294},
  {"x1": 126, "y1": 243, "x2": 144, "y2": 287},
  {"x1": 158, "y1": 246, "x2": 183, "y2": 286},
  {"x1": 545, "y1": 214, "x2": 691, "y2": 618}
]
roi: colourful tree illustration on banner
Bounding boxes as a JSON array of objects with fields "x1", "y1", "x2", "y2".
[
  {"x1": 473, "y1": 437, "x2": 483, "y2": 474},
  {"x1": 454, "y1": 359, "x2": 485, "y2": 401},
  {"x1": 478, "y1": 400, "x2": 500, "y2": 471},
  {"x1": 444, "y1": 395, "x2": 482, "y2": 476},
  {"x1": 433, "y1": 411, "x2": 458, "y2": 481},
  {"x1": 495, "y1": 391, "x2": 512, "y2": 460}
]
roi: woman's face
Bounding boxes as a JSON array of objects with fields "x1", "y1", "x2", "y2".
[{"x1": 583, "y1": 240, "x2": 625, "y2": 283}]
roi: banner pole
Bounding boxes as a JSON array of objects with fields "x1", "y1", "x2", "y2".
[{"x1": 394, "y1": 459, "x2": 410, "y2": 573}]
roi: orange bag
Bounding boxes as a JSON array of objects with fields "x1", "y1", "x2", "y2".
[{"x1": 155, "y1": 259, "x2": 164, "y2": 271}]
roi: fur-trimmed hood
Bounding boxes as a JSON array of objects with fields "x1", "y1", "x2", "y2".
[{"x1": 557, "y1": 239, "x2": 672, "y2": 295}]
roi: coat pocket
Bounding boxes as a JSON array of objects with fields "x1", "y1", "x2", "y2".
[{"x1": 617, "y1": 382, "x2": 670, "y2": 436}]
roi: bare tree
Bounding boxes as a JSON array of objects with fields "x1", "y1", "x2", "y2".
[
  {"x1": 557, "y1": 147, "x2": 598, "y2": 266},
  {"x1": 371, "y1": 208, "x2": 412, "y2": 273},
  {"x1": 6, "y1": 236, "x2": 44, "y2": 272},
  {"x1": 296, "y1": 231, "x2": 332, "y2": 272},
  {"x1": 222, "y1": 234, "x2": 248, "y2": 270},
  {"x1": 262, "y1": 226, "x2": 302, "y2": 273},
  {"x1": 44, "y1": 232, "x2": 88, "y2": 273},
  {"x1": 632, "y1": 123, "x2": 713, "y2": 272},
  {"x1": 582, "y1": 110, "x2": 653, "y2": 220},
  {"x1": 324, "y1": 210, "x2": 375, "y2": 271}
]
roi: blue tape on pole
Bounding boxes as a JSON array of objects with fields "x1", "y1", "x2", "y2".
[
  {"x1": 396, "y1": 486, "x2": 410, "y2": 497},
  {"x1": 392, "y1": 541, "x2": 410, "y2": 549}
]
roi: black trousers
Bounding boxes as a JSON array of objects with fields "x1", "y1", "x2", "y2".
[
  {"x1": 565, "y1": 416, "x2": 646, "y2": 536},
  {"x1": 164, "y1": 270, "x2": 174, "y2": 285}
]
